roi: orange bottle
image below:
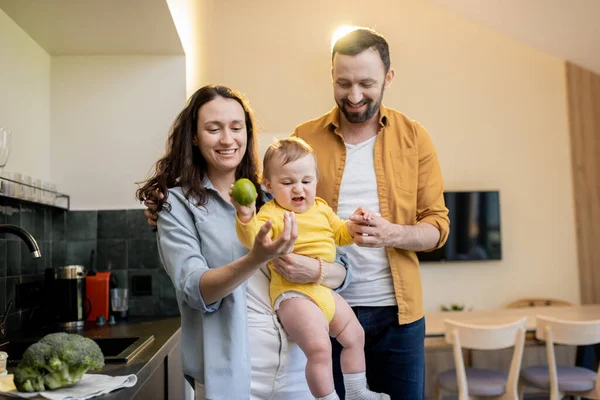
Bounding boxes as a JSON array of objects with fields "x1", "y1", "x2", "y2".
[{"x1": 86, "y1": 272, "x2": 111, "y2": 322}]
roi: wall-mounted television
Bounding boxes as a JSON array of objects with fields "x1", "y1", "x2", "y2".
[{"x1": 417, "y1": 190, "x2": 502, "y2": 262}]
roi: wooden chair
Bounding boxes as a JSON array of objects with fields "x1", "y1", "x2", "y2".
[
  {"x1": 505, "y1": 298, "x2": 574, "y2": 309},
  {"x1": 519, "y1": 315, "x2": 600, "y2": 400},
  {"x1": 504, "y1": 297, "x2": 576, "y2": 395},
  {"x1": 434, "y1": 318, "x2": 527, "y2": 400}
]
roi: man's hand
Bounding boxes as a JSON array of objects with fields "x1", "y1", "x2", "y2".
[
  {"x1": 349, "y1": 214, "x2": 442, "y2": 251},
  {"x1": 143, "y1": 190, "x2": 164, "y2": 228},
  {"x1": 229, "y1": 184, "x2": 256, "y2": 223},
  {"x1": 348, "y1": 213, "x2": 396, "y2": 248},
  {"x1": 272, "y1": 253, "x2": 320, "y2": 284},
  {"x1": 347, "y1": 206, "x2": 376, "y2": 238}
]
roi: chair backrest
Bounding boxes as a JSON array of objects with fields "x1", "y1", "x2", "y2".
[
  {"x1": 535, "y1": 315, "x2": 600, "y2": 397},
  {"x1": 444, "y1": 318, "x2": 528, "y2": 350},
  {"x1": 505, "y1": 297, "x2": 574, "y2": 309},
  {"x1": 443, "y1": 318, "x2": 527, "y2": 399},
  {"x1": 535, "y1": 315, "x2": 600, "y2": 346}
]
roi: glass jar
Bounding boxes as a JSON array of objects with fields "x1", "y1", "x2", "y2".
[{"x1": 0, "y1": 351, "x2": 7, "y2": 376}]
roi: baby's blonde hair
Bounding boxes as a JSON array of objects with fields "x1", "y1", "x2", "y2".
[{"x1": 262, "y1": 137, "x2": 319, "y2": 181}]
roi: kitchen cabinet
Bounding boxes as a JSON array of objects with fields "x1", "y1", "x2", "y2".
[{"x1": 131, "y1": 331, "x2": 183, "y2": 400}]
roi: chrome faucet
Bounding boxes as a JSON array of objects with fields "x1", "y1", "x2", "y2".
[
  {"x1": 0, "y1": 224, "x2": 41, "y2": 258},
  {"x1": 0, "y1": 301, "x2": 12, "y2": 340}
]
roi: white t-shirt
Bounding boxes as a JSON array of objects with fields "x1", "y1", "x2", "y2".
[{"x1": 335, "y1": 135, "x2": 397, "y2": 307}]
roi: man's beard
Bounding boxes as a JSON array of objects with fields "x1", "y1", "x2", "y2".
[{"x1": 337, "y1": 86, "x2": 385, "y2": 124}]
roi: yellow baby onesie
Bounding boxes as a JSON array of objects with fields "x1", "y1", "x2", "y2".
[{"x1": 236, "y1": 198, "x2": 354, "y2": 322}]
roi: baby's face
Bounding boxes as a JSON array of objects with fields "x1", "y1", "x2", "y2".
[{"x1": 265, "y1": 154, "x2": 318, "y2": 213}]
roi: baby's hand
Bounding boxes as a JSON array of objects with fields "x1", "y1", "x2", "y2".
[
  {"x1": 351, "y1": 206, "x2": 376, "y2": 222},
  {"x1": 229, "y1": 185, "x2": 256, "y2": 223}
]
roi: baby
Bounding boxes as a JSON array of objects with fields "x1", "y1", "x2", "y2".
[{"x1": 232, "y1": 137, "x2": 389, "y2": 400}]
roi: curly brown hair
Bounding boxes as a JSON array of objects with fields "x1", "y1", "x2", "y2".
[{"x1": 135, "y1": 85, "x2": 265, "y2": 211}]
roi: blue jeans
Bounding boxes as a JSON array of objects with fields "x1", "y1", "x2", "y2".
[{"x1": 331, "y1": 306, "x2": 425, "y2": 400}]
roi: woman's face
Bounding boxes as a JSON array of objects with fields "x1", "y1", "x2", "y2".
[{"x1": 195, "y1": 96, "x2": 248, "y2": 175}]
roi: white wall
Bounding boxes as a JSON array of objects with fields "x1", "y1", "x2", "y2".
[
  {"x1": 0, "y1": 9, "x2": 51, "y2": 181},
  {"x1": 166, "y1": 0, "x2": 202, "y2": 97},
  {"x1": 51, "y1": 55, "x2": 186, "y2": 210},
  {"x1": 2, "y1": 0, "x2": 580, "y2": 309},
  {"x1": 194, "y1": 0, "x2": 579, "y2": 309}
]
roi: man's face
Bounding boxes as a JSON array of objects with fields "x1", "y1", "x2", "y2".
[{"x1": 332, "y1": 48, "x2": 394, "y2": 124}]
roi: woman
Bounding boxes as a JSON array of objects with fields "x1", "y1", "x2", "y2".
[{"x1": 137, "y1": 85, "x2": 350, "y2": 400}]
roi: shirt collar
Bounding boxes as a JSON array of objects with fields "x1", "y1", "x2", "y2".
[{"x1": 202, "y1": 176, "x2": 217, "y2": 192}]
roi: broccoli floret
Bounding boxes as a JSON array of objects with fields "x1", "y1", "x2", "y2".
[{"x1": 13, "y1": 332, "x2": 105, "y2": 392}]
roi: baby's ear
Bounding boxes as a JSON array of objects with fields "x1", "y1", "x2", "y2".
[{"x1": 263, "y1": 179, "x2": 273, "y2": 193}]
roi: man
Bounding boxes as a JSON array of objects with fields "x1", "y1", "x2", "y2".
[{"x1": 292, "y1": 27, "x2": 449, "y2": 399}]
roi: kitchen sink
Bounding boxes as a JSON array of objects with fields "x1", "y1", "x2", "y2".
[{"x1": 0, "y1": 335, "x2": 154, "y2": 365}]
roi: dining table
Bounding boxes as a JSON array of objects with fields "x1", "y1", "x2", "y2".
[{"x1": 424, "y1": 304, "x2": 600, "y2": 348}]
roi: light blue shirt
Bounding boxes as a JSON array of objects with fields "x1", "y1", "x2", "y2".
[{"x1": 157, "y1": 181, "x2": 350, "y2": 400}]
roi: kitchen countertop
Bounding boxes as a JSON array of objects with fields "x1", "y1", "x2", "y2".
[{"x1": 3, "y1": 317, "x2": 182, "y2": 399}]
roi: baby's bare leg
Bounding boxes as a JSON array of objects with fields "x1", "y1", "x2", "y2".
[
  {"x1": 329, "y1": 290, "x2": 365, "y2": 373},
  {"x1": 277, "y1": 297, "x2": 334, "y2": 398}
]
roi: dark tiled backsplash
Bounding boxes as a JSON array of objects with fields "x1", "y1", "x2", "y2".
[{"x1": 0, "y1": 197, "x2": 178, "y2": 333}]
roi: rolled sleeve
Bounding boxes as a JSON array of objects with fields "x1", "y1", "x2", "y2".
[
  {"x1": 188, "y1": 268, "x2": 222, "y2": 312},
  {"x1": 414, "y1": 121, "x2": 450, "y2": 249},
  {"x1": 157, "y1": 198, "x2": 222, "y2": 313}
]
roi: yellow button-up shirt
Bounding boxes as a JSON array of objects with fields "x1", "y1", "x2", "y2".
[{"x1": 293, "y1": 105, "x2": 450, "y2": 324}]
